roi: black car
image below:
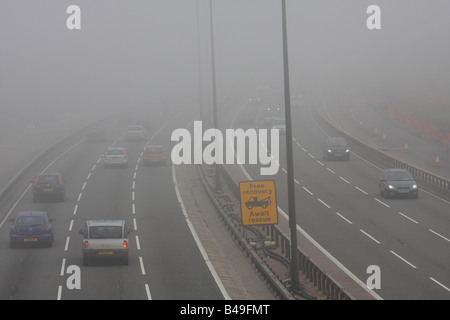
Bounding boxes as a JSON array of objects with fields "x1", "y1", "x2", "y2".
[
  {"x1": 379, "y1": 168, "x2": 418, "y2": 199},
  {"x1": 33, "y1": 173, "x2": 65, "y2": 202},
  {"x1": 323, "y1": 137, "x2": 350, "y2": 161},
  {"x1": 87, "y1": 127, "x2": 107, "y2": 143}
]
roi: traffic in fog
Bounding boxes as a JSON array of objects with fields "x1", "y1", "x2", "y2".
[{"x1": 0, "y1": 1, "x2": 449, "y2": 301}]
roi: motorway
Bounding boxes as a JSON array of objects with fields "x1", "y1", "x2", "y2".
[
  {"x1": 232, "y1": 92, "x2": 449, "y2": 300},
  {"x1": 0, "y1": 105, "x2": 238, "y2": 300},
  {"x1": 0, "y1": 89, "x2": 448, "y2": 300}
]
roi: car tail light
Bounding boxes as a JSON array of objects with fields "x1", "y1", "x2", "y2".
[
  {"x1": 123, "y1": 240, "x2": 128, "y2": 248},
  {"x1": 58, "y1": 176, "x2": 62, "y2": 184},
  {"x1": 35, "y1": 177, "x2": 39, "y2": 184},
  {"x1": 84, "y1": 240, "x2": 89, "y2": 248}
]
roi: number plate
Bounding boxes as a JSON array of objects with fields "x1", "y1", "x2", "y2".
[
  {"x1": 24, "y1": 238, "x2": 38, "y2": 242},
  {"x1": 98, "y1": 250, "x2": 113, "y2": 255},
  {"x1": 44, "y1": 188, "x2": 54, "y2": 192}
]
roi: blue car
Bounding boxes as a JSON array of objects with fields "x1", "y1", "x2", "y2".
[{"x1": 10, "y1": 211, "x2": 54, "y2": 248}]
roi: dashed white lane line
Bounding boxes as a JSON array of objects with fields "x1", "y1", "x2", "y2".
[
  {"x1": 360, "y1": 229, "x2": 381, "y2": 244},
  {"x1": 354, "y1": 186, "x2": 368, "y2": 195},
  {"x1": 145, "y1": 283, "x2": 152, "y2": 300},
  {"x1": 77, "y1": 193, "x2": 82, "y2": 202},
  {"x1": 60, "y1": 258, "x2": 66, "y2": 277},
  {"x1": 318, "y1": 198, "x2": 331, "y2": 209},
  {"x1": 429, "y1": 277, "x2": 450, "y2": 293},
  {"x1": 73, "y1": 204, "x2": 78, "y2": 215},
  {"x1": 135, "y1": 235, "x2": 141, "y2": 250},
  {"x1": 302, "y1": 186, "x2": 314, "y2": 196},
  {"x1": 336, "y1": 212, "x2": 353, "y2": 225},
  {"x1": 397, "y1": 212, "x2": 419, "y2": 224},
  {"x1": 339, "y1": 176, "x2": 350, "y2": 184},
  {"x1": 326, "y1": 167, "x2": 335, "y2": 175},
  {"x1": 64, "y1": 237, "x2": 70, "y2": 251},
  {"x1": 139, "y1": 257, "x2": 146, "y2": 275},
  {"x1": 390, "y1": 251, "x2": 417, "y2": 269},
  {"x1": 375, "y1": 198, "x2": 390, "y2": 208},
  {"x1": 428, "y1": 229, "x2": 450, "y2": 243}
]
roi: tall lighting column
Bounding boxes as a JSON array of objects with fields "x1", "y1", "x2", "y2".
[
  {"x1": 281, "y1": 0, "x2": 300, "y2": 291},
  {"x1": 209, "y1": 0, "x2": 220, "y2": 189}
]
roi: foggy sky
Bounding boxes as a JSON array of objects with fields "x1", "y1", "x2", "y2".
[{"x1": 1, "y1": 0, "x2": 449, "y2": 128}]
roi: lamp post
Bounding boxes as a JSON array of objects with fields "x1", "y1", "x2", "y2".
[{"x1": 281, "y1": 0, "x2": 300, "y2": 291}]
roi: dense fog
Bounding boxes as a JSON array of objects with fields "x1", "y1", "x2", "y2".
[{"x1": 1, "y1": 0, "x2": 449, "y2": 131}]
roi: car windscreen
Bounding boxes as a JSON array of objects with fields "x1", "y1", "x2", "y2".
[
  {"x1": 388, "y1": 171, "x2": 413, "y2": 181},
  {"x1": 16, "y1": 216, "x2": 45, "y2": 227},
  {"x1": 89, "y1": 226, "x2": 123, "y2": 239},
  {"x1": 328, "y1": 139, "x2": 347, "y2": 147}
]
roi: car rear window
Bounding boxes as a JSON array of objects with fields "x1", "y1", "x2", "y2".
[
  {"x1": 128, "y1": 126, "x2": 144, "y2": 131},
  {"x1": 146, "y1": 147, "x2": 164, "y2": 154},
  {"x1": 89, "y1": 226, "x2": 123, "y2": 239},
  {"x1": 17, "y1": 216, "x2": 45, "y2": 227},
  {"x1": 38, "y1": 175, "x2": 59, "y2": 184},
  {"x1": 107, "y1": 149, "x2": 125, "y2": 155}
]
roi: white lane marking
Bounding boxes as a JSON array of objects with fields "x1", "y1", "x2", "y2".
[
  {"x1": 429, "y1": 277, "x2": 450, "y2": 293},
  {"x1": 132, "y1": 181, "x2": 135, "y2": 190},
  {"x1": 336, "y1": 212, "x2": 353, "y2": 225},
  {"x1": 316, "y1": 160, "x2": 324, "y2": 166},
  {"x1": 87, "y1": 172, "x2": 91, "y2": 180},
  {"x1": 145, "y1": 284, "x2": 152, "y2": 300},
  {"x1": 172, "y1": 164, "x2": 231, "y2": 300},
  {"x1": 69, "y1": 219, "x2": 74, "y2": 231},
  {"x1": 139, "y1": 257, "x2": 146, "y2": 275},
  {"x1": 308, "y1": 153, "x2": 315, "y2": 159},
  {"x1": 73, "y1": 204, "x2": 78, "y2": 215},
  {"x1": 390, "y1": 251, "x2": 417, "y2": 269},
  {"x1": 428, "y1": 229, "x2": 450, "y2": 242},
  {"x1": 133, "y1": 218, "x2": 137, "y2": 230},
  {"x1": 355, "y1": 186, "x2": 368, "y2": 195},
  {"x1": 339, "y1": 176, "x2": 350, "y2": 184},
  {"x1": 360, "y1": 229, "x2": 381, "y2": 244},
  {"x1": 318, "y1": 198, "x2": 331, "y2": 209},
  {"x1": 132, "y1": 191, "x2": 135, "y2": 201},
  {"x1": 294, "y1": 178, "x2": 301, "y2": 185},
  {"x1": 81, "y1": 182, "x2": 86, "y2": 190},
  {"x1": 132, "y1": 203, "x2": 136, "y2": 215},
  {"x1": 326, "y1": 167, "x2": 335, "y2": 174},
  {"x1": 375, "y1": 198, "x2": 390, "y2": 208},
  {"x1": 397, "y1": 212, "x2": 419, "y2": 224},
  {"x1": 60, "y1": 258, "x2": 66, "y2": 277},
  {"x1": 57, "y1": 286, "x2": 62, "y2": 300},
  {"x1": 302, "y1": 187, "x2": 314, "y2": 196},
  {"x1": 77, "y1": 193, "x2": 82, "y2": 202},
  {"x1": 135, "y1": 235, "x2": 141, "y2": 250},
  {"x1": 64, "y1": 237, "x2": 70, "y2": 251},
  {"x1": 91, "y1": 165, "x2": 96, "y2": 171}
]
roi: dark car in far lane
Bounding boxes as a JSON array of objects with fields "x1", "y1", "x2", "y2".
[
  {"x1": 32, "y1": 172, "x2": 65, "y2": 202},
  {"x1": 323, "y1": 137, "x2": 350, "y2": 161}
]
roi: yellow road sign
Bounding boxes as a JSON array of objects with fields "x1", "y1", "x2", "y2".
[{"x1": 239, "y1": 180, "x2": 278, "y2": 226}]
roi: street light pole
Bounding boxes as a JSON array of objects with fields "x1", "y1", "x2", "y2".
[
  {"x1": 209, "y1": 0, "x2": 220, "y2": 190},
  {"x1": 281, "y1": 0, "x2": 300, "y2": 291}
]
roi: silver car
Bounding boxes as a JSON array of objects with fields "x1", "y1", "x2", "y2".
[
  {"x1": 79, "y1": 220, "x2": 132, "y2": 266},
  {"x1": 125, "y1": 125, "x2": 147, "y2": 141},
  {"x1": 103, "y1": 147, "x2": 128, "y2": 168}
]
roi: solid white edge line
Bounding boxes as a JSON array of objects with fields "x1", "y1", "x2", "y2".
[{"x1": 171, "y1": 164, "x2": 231, "y2": 300}]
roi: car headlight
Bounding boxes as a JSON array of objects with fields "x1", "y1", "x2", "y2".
[
  {"x1": 345, "y1": 149, "x2": 350, "y2": 153},
  {"x1": 411, "y1": 184, "x2": 417, "y2": 189},
  {"x1": 388, "y1": 185, "x2": 395, "y2": 189},
  {"x1": 328, "y1": 149, "x2": 332, "y2": 153}
]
